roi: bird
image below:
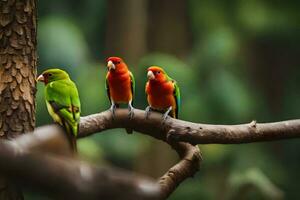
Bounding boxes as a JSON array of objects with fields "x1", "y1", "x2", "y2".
[
  {"x1": 145, "y1": 66, "x2": 180, "y2": 120},
  {"x1": 37, "y1": 68, "x2": 80, "y2": 152},
  {"x1": 105, "y1": 56, "x2": 135, "y2": 133}
]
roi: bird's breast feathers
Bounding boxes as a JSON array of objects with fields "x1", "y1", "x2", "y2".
[
  {"x1": 146, "y1": 80, "x2": 174, "y2": 96},
  {"x1": 107, "y1": 71, "x2": 132, "y2": 103},
  {"x1": 146, "y1": 81, "x2": 176, "y2": 110}
]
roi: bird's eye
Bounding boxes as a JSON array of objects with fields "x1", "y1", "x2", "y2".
[
  {"x1": 116, "y1": 61, "x2": 120, "y2": 64},
  {"x1": 48, "y1": 73, "x2": 52, "y2": 76},
  {"x1": 157, "y1": 71, "x2": 160, "y2": 74}
]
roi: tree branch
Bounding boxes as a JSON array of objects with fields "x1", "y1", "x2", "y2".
[
  {"x1": 2, "y1": 108, "x2": 297, "y2": 199},
  {"x1": 158, "y1": 142, "x2": 201, "y2": 199},
  {"x1": 79, "y1": 109, "x2": 203, "y2": 198},
  {"x1": 0, "y1": 126, "x2": 160, "y2": 200},
  {"x1": 168, "y1": 119, "x2": 300, "y2": 144},
  {"x1": 8, "y1": 125, "x2": 73, "y2": 156},
  {"x1": 78, "y1": 108, "x2": 300, "y2": 198},
  {"x1": 79, "y1": 109, "x2": 300, "y2": 144}
]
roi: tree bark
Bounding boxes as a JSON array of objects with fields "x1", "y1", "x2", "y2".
[{"x1": 0, "y1": 0, "x2": 37, "y2": 199}]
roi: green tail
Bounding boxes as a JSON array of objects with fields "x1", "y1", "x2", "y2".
[{"x1": 62, "y1": 121, "x2": 78, "y2": 153}]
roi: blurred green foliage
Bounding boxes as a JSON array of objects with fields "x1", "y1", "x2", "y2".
[{"x1": 32, "y1": 0, "x2": 300, "y2": 199}]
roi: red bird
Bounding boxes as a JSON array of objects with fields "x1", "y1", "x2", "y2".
[
  {"x1": 105, "y1": 57, "x2": 135, "y2": 119},
  {"x1": 145, "y1": 66, "x2": 180, "y2": 120}
]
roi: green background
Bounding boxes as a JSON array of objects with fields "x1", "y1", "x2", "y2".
[{"x1": 33, "y1": 0, "x2": 300, "y2": 199}]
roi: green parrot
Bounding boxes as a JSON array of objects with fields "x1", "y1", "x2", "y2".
[{"x1": 37, "y1": 69, "x2": 81, "y2": 152}]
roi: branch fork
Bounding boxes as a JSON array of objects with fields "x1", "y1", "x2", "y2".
[{"x1": 1, "y1": 108, "x2": 299, "y2": 199}]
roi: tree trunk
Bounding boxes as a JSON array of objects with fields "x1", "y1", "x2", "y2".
[
  {"x1": 104, "y1": 0, "x2": 148, "y2": 64},
  {"x1": 246, "y1": 35, "x2": 298, "y2": 118},
  {"x1": 147, "y1": 0, "x2": 191, "y2": 58},
  {"x1": 0, "y1": 0, "x2": 37, "y2": 199}
]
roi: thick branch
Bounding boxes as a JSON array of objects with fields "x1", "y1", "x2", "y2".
[
  {"x1": 79, "y1": 109, "x2": 300, "y2": 144},
  {"x1": 0, "y1": 126, "x2": 160, "y2": 200},
  {"x1": 8, "y1": 125, "x2": 72, "y2": 156}
]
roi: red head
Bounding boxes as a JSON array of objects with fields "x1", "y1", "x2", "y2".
[
  {"x1": 106, "y1": 56, "x2": 128, "y2": 73},
  {"x1": 147, "y1": 66, "x2": 167, "y2": 82}
]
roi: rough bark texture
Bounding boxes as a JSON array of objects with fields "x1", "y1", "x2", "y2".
[
  {"x1": 0, "y1": 0, "x2": 37, "y2": 199},
  {"x1": 0, "y1": 0, "x2": 37, "y2": 138}
]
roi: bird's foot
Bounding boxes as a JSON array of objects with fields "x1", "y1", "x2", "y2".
[
  {"x1": 110, "y1": 104, "x2": 116, "y2": 119},
  {"x1": 162, "y1": 106, "x2": 172, "y2": 123},
  {"x1": 145, "y1": 106, "x2": 152, "y2": 119},
  {"x1": 128, "y1": 104, "x2": 134, "y2": 120}
]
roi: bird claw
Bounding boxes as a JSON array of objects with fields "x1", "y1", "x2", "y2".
[
  {"x1": 128, "y1": 103, "x2": 134, "y2": 120},
  {"x1": 110, "y1": 104, "x2": 116, "y2": 119},
  {"x1": 162, "y1": 106, "x2": 172, "y2": 123},
  {"x1": 162, "y1": 113, "x2": 169, "y2": 121},
  {"x1": 128, "y1": 108, "x2": 134, "y2": 120},
  {"x1": 145, "y1": 106, "x2": 151, "y2": 119}
]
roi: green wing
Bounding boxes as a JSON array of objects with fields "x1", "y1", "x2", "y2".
[
  {"x1": 166, "y1": 75, "x2": 180, "y2": 118},
  {"x1": 45, "y1": 79, "x2": 81, "y2": 137},
  {"x1": 173, "y1": 81, "x2": 181, "y2": 119},
  {"x1": 105, "y1": 74, "x2": 111, "y2": 103},
  {"x1": 129, "y1": 71, "x2": 135, "y2": 102}
]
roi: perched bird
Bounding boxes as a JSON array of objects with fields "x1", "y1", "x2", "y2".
[
  {"x1": 145, "y1": 66, "x2": 180, "y2": 120},
  {"x1": 105, "y1": 56, "x2": 135, "y2": 119},
  {"x1": 37, "y1": 69, "x2": 80, "y2": 152}
]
